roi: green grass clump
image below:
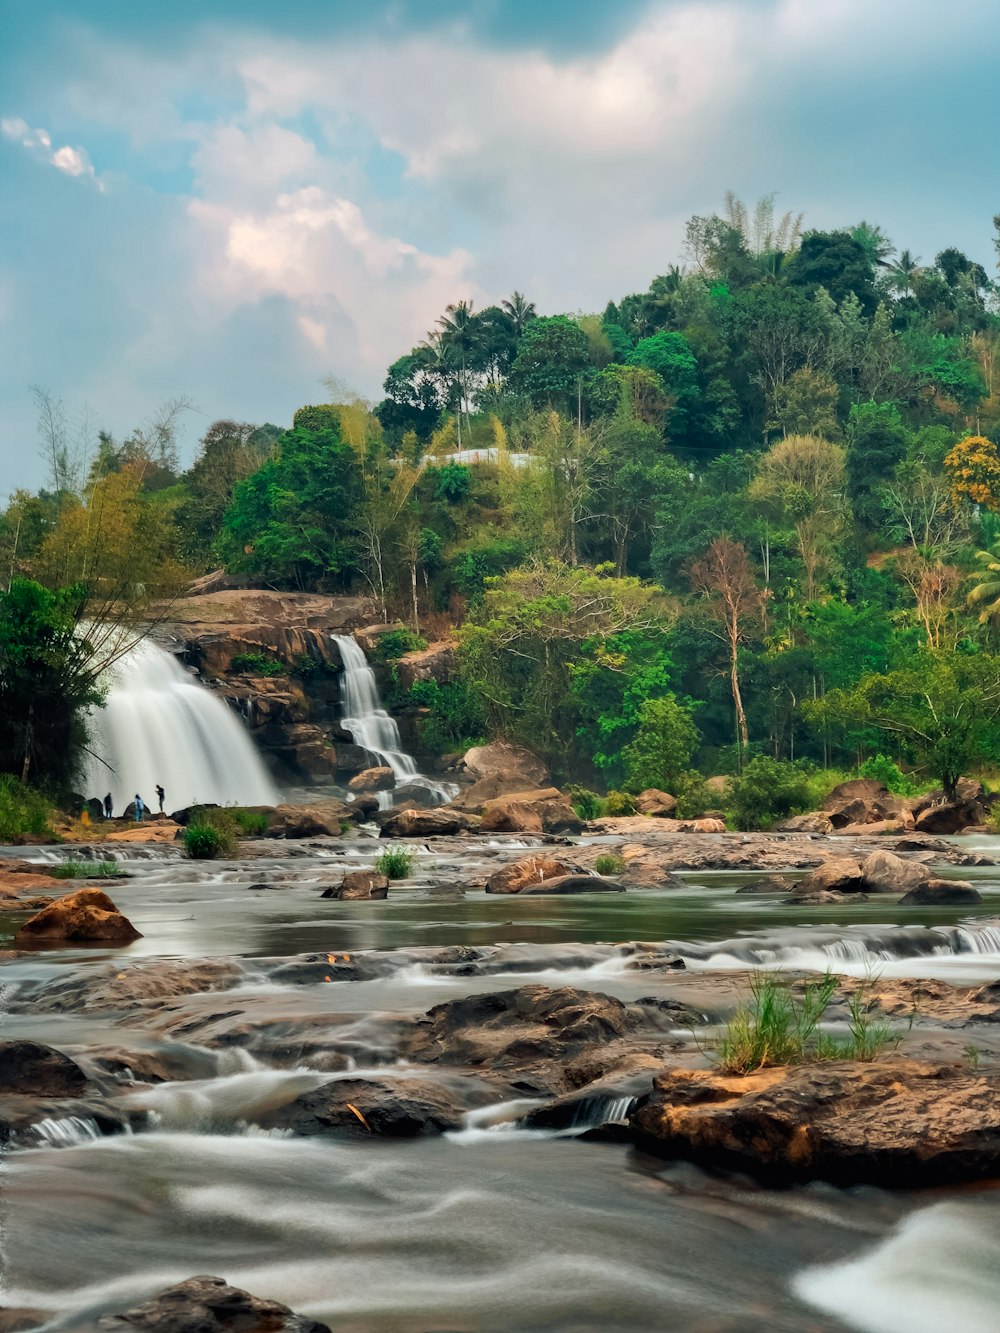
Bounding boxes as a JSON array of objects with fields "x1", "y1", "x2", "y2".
[
  {"x1": 183, "y1": 822, "x2": 235, "y2": 859},
  {"x1": 375, "y1": 848, "x2": 414, "y2": 879},
  {"x1": 568, "y1": 787, "x2": 602, "y2": 821},
  {"x1": 230, "y1": 651, "x2": 284, "y2": 677},
  {"x1": 593, "y1": 853, "x2": 626, "y2": 876},
  {"x1": 229, "y1": 808, "x2": 270, "y2": 836},
  {"x1": 52, "y1": 859, "x2": 121, "y2": 879},
  {"x1": 716, "y1": 971, "x2": 901, "y2": 1074},
  {"x1": 0, "y1": 775, "x2": 56, "y2": 843},
  {"x1": 370, "y1": 629, "x2": 428, "y2": 662}
]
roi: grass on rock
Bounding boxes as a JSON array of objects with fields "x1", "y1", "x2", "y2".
[
  {"x1": 375, "y1": 848, "x2": 415, "y2": 880},
  {"x1": 51, "y1": 859, "x2": 122, "y2": 879},
  {"x1": 593, "y1": 853, "x2": 626, "y2": 876}
]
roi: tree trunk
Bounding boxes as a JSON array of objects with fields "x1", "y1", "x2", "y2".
[
  {"x1": 730, "y1": 649, "x2": 749, "y2": 751},
  {"x1": 410, "y1": 561, "x2": 419, "y2": 632},
  {"x1": 20, "y1": 704, "x2": 33, "y2": 784}
]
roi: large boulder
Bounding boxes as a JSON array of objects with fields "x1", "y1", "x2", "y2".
[
  {"x1": 632, "y1": 1059, "x2": 1000, "y2": 1187},
  {"x1": 14, "y1": 888, "x2": 141, "y2": 946},
  {"x1": 462, "y1": 742, "x2": 549, "y2": 788},
  {"x1": 348, "y1": 766, "x2": 395, "y2": 793},
  {"x1": 96, "y1": 1274, "x2": 331, "y2": 1331},
  {"x1": 264, "y1": 801, "x2": 352, "y2": 838},
  {"x1": 899, "y1": 879, "x2": 982, "y2": 905},
  {"x1": 451, "y1": 771, "x2": 551, "y2": 813},
  {"x1": 380, "y1": 807, "x2": 479, "y2": 838},
  {"x1": 0, "y1": 1041, "x2": 88, "y2": 1097},
  {"x1": 263, "y1": 1075, "x2": 485, "y2": 1137},
  {"x1": 322, "y1": 871, "x2": 390, "y2": 901},
  {"x1": 793, "y1": 857, "x2": 866, "y2": 896},
  {"x1": 822, "y1": 779, "x2": 905, "y2": 829},
  {"x1": 519, "y1": 874, "x2": 624, "y2": 895},
  {"x1": 915, "y1": 800, "x2": 985, "y2": 834},
  {"x1": 633, "y1": 789, "x2": 678, "y2": 818},
  {"x1": 861, "y1": 850, "x2": 931, "y2": 895},
  {"x1": 394, "y1": 641, "x2": 458, "y2": 690},
  {"x1": 773, "y1": 813, "x2": 834, "y2": 835},
  {"x1": 486, "y1": 856, "x2": 580, "y2": 894},
  {"x1": 480, "y1": 788, "x2": 583, "y2": 835}
]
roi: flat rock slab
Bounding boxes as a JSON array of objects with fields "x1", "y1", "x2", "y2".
[
  {"x1": 632, "y1": 1058, "x2": 1000, "y2": 1187},
  {"x1": 97, "y1": 1273, "x2": 331, "y2": 1331}
]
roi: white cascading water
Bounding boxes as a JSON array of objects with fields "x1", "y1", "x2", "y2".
[
  {"x1": 82, "y1": 639, "x2": 279, "y2": 813},
  {"x1": 332, "y1": 634, "x2": 457, "y2": 807}
]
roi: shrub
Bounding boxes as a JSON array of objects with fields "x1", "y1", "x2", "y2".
[
  {"x1": 594, "y1": 853, "x2": 626, "y2": 876},
  {"x1": 674, "y1": 770, "x2": 711, "y2": 819},
  {"x1": 622, "y1": 695, "x2": 700, "y2": 794},
  {"x1": 370, "y1": 630, "x2": 428, "y2": 662},
  {"x1": 602, "y1": 791, "x2": 637, "y2": 817},
  {"x1": 229, "y1": 808, "x2": 270, "y2": 836},
  {"x1": 0, "y1": 775, "x2": 56, "y2": 843},
  {"x1": 183, "y1": 822, "x2": 234, "y2": 859},
  {"x1": 857, "y1": 754, "x2": 916, "y2": 795},
  {"x1": 409, "y1": 678, "x2": 486, "y2": 752},
  {"x1": 568, "y1": 787, "x2": 602, "y2": 821},
  {"x1": 727, "y1": 756, "x2": 812, "y2": 830},
  {"x1": 52, "y1": 859, "x2": 120, "y2": 879},
  {"x1": 375, "y1": 848, "x2": 414, "y2": 879},
  {"x1": 231, "y1": 651, "x2": 284, "y2": 677}
]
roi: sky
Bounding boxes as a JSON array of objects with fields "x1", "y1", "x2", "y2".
[{"x1": 2, "y1": 0, "x2": 1000, "y2": 492}]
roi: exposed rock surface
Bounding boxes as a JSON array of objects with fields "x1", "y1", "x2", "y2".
[
  {"x1": 321, "y1": 870, "x2": 390, "y2": 901},
  {"x1": 633, "y1": 789, "x2": 678, "y2": 818},
  {"x1": 462, "y1": 742, "x2": 549, "y2": 787},
  {"x1": 735, "y1": 875, "x2": 794, "y2": 895},
  {"x1": 380, "y1": 807, "x2": 479, "y2": 838},
  {"x1": 264, "y1": 801, "x2": 352, "y2": 838},
  {"x1": 822, "y1": 779, "x2": 909, "y2": 829},
  {"x1": 14, "y1": 888, "x2": 141, "y2": 945},
  {"x1": 773, "y1": 813, "x2": 834, "y2": 834},
  {"x1": 479, "y1": 788, "x2": 583, "y2": 834},
  {"x1": 347, "y1": 766, "x2": 395, "y2": 792},
  {"x1": 520, "y1": 874, "x2": 624, "y2": 895},
  {"x1": 899, "y1": 879, "x2": 982, "y2": 905},
  {"x1": 788, "y1": 858, "x2": 867, "y2": 896},
  {"x1": 632, "y1": 1059, "x2": 1000, "y2": 1186},
  {"x1": 486, "y1": 855, "x2": 580, "y2": 894},
  {"x1": 0, "y1": 1041, "x2": 88, "y2": 1097},
  {"x1": 96, "y1": 1273, "x2": 332, "y2": 1331},
  {"x1": 264, "y1": 1075, "x2": 487, "y2": 1137},
  {"x1": 915, "y1": 800, "x2": 984, "y2": 834},
  {"x1": 861, "y1": 850, "x2": 932, "y2": 895},
  {"x1": 394, "y1": 641, "x2": 457, "y2": 689},
  {"x1": 106, "y1": 823, "x2": 182, "y2": 844}
]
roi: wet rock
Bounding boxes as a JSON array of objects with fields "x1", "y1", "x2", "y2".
[
  {"x1": 793, "y1": 857, "x2": 866, "y2": 896},
  {"x1": 391, "y1": 782, "x2": 439, "y2": 809},
  {"x1": 573, "y1": 843, "x2": 686, "y2": 889},
  {"x1": 836, "y1": 818, "x2": 906, "y2": 836},
  {"x1": 322, "y1": 870, "x2": 390, "y2": 900},
  {"x1": 348, "y1": 765, "x2": 395, "y2": 792},
  {"x1": 96, "y1": 1274, "x2": 332, "y2": 1331},
  {"x1": 783, "y1": 890, "x2": 849, "y2": 905},
  {"x1": 463, "y1": 741, "x2": 549, "y2": 787},
  {"x1": 772, "y1": 813, "x2": 834, "y2": 834},
  {"x1": 519, "y1": 874, "x2": 624, "y2": 895},
  {"x1": 735, "y1": 876, "x2": 793, "y2": 895},
  {"x1": 915, "y1": 800, "x2": 985, "y2": 834},
  {"x1": 264, "y1": 801, "x2": 352, "y2": 838},
  {"x1": 485, "y1": 855, "x2": 579, "y2": 895},
  {"x1": 899, "y1": 879, "x2": 982, "y2": 905},
  {"x1": 633, "y1": 789, "x2": 678, "y2": 818},
  {"x1": 380, "y1": 807, "x2": 479, "y2": 837},
  {"x1": 11, "y1": 959, "x2": 243, "y2": 1014},
  {"x1": 265, "y1": 1075, "x2": 488, "y2": 1137},
  {"x1": 0, "y1": 1096, "x2": 129, "y2": 1145},
  {"x1": 480, "y1": 788, "x2": 583, "y2": 835},
  {"x1": 0, "y1": 1307, "x2": 50, "y2": 1331},
  {"x1": 822, "y1": 779, "x2": 906, "y2": 829},
  {"x1": 14, "y1": 888, "x2": 141, "y2": 946},
  {"x1": 0, "y1": 1041, "x2": 88, "y2": 1097},
  {"x1": 631, "y1": 1059, "x2": 1000, "y2": 1186},
  {"x1": 861, "y1": 850, "x2": 932, "y2": 895}
]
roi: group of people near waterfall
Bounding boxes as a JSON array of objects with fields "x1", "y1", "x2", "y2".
[{"x1": 101, "y1": 784, "x2": 166, "y2": 821}]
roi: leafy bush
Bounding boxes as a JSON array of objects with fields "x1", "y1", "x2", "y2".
[
  {"x1": 52, "y1": 859, "x2": 120, "y2": 879},
  {"x1": 451, "y1": 538, "x2": 528, "y2": 605},
  {"x1": 231, "y1": 651, "x2": 284, "y2": 677},
  {"x1": 430, "y1": 460, "x2": 472, "y2": 504},
  {"x1": 183, "y1": 822, "x2": 234, "y2": 859},
  {"x1": 602, "y1": 790, "x2": 637, "y2": 817},
  {"x1": 229, "y1": 808, "x2": 270, "y2": 836},
  {"x1": 409, "y1": 678, "x2": 486, "y2": 752},
  {"x1": 727, "y1": 756, "x2": 812, "y2": 830},
  {"x1": 568, "y1": 786, "x2": 602, "y2": 821},
  {"x1": 857, "y1": 754, "x2": 916, "y2": 795},
  {"x1": 375, "y1": 848, "x2": 414, "y2": 879},
  {"x1": 622, "y1": 695, "x2": 700, "y2": 794},
  {"x1": 594, "y1": 853, "x2": 626, "y2": 876},
  {"x1": 674, "y1": 770, "x2": 711, "y2": 819},
  {"x1": 0, "y1": 775, "x2": 56, "y2": 843},
  {"x1": 370, "y1": 629, "x2": 428, "y2": 662}
]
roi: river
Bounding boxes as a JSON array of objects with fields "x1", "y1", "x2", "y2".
[{"x1": 3, "y1": 836, "x2": 1000, "y2": 1332}]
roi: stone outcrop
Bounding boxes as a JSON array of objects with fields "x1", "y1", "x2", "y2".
[
  {"x1": 0, "y1": 1041, "x2": 88, "y2": 1097},
  {"x1": 394, "y1": 641, "x2": 458, "y2": 690},
  {"x1": 773, "y1": 813, "x2": 834, "y2": 834},
  {"x1": 822, "y1": 779, "x2": 909, "y2": 829},
  {"x1": 348, "y1": 766, "x2": 395, "y2": 792},
  {"x1": 519, "y1": 874, "x2": 624, "y2": 895},
  {"x1": 899, "y1": 879, "x2": 982, "y2": 905},
  {"x1": 860, "y1": 850, "x2": 931, "y2": 895},
  {"x1": 479, "y1": 788, "x2": 583, "y2": 835},
  {"x1": 322, "y1": 871, "x2": 390, "y2": 901},
  {"x1": 105, "y1": 823, "x2": 182, "y2": 844},
  {"x1": 793, "y1": 857, "x2": 867, "y2": 896},
  {"x1": 97, "y1": 1274, "x2": 332, "y2": 1331},
  {"x1": 486, "y1": 856, "x2": 580, "y2": 894},
  {"x1": 14, "y1": 888, "x2": 141, "y2": 946},
  {"x1": 462, "y1": 742, "x2": 549, "y2": 788},
  {"x1": 633, "y1": 789, "x2": 678, "y2": 818},
  {"x1": 380, "y1": 807, "x2": 479, "y2": 838},
  {"x1": 585, "y1": 815, "x2": 725, "y2": 835},
  {"x1": 264, "y1": 1075, "x2": 486, "y2": 1138},
  {"x1": 914, "y1": 800, "x2": 985, "y2": 834},
  {"x1": 263, "y1": 801, "x2": 353, "y2": 838},
  {"x1": 631, "y1": 1059, "x2": 1000, "y2": 1186}
]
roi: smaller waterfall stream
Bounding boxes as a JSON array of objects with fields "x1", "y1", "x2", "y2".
[{"x1": 333, "y1": 634, "x2": 457, "y2": 807}]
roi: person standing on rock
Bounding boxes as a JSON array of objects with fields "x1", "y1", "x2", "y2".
[
  {"x1": 103, "y1": 793, "x2": 113, "y2": 820},
  {"x1": 134, "y1": 793, "x2": 145, "y2": 823},
  {"x1": 156, "y1": 784, "x2": 165, "y2": 814}
]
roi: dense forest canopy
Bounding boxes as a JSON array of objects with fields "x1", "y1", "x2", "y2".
[{"x1": 7, "y1": 194, "x2": 1000, "y2": 801}]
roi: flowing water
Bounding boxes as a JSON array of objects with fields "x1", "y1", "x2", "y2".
[
  {"x1": 333, "y1": 634, "x2": 458, "y2": 807},
  {"x1": 3, "y1": 840, "x2": 1000, "y2": 1331},
  {"x1": 80, "y1": 639, "x2": 278, "y2": 813}
]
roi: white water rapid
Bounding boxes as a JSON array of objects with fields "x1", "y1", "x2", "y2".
[
  {"x1": 332, "y1": 634, "x2": 457, "y2": 807},
  {"x1": 82, "y1": 639, "x2": 279, "y2": 813}
]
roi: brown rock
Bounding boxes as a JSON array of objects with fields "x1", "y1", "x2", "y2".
[
  {"x1": 899, "y1": 879, "x2": 982, "y2": 905},
  {"x1": 264, "y1": 801, "x2": 351, "y2": 838},
  {"x1": 861, "y1": 850, "x2": 931, "y2": 895},
  {"x1": 486, "y1": 856, "x2": 579, "y2": 894},
  {"x1": 347, "y1": 766, "x2": 395, "y2": 793},
  {"x1": 822, "y1": 779, "x2": 904, "y2": 829},
  {"x1": 915, "y1": 800, "x2": 985, "y2": 834},
  {"x1": 0, "y1": 867, "x2": 63, "y2": 892},
  {"x1": 773, "y1": 813, "x2": 834, "y2": 834},
  {"x1": 323, "y1": 871, "x2": 390, "y2": 900},
  {"x1": 794, "y1": 857, "x2": 866, "y2": 896},
  {"x1": 519, "y1": 874, "x2": 625, "y2": 895},
  {"x1": 633, "y1": 789, "x2": 678, "y2": 818},
  {"x1": 394, "y1": 640, "x2": 457, "y2": 690},
  {"x1": 96, "y1": 1274, "x2": 332, "y2": 1331},
  {"x1": 480, "y1": 788, "x2": 583, "y2": 835},
  {"x1": 632, "y1": 1059, "x2": 1000, "y2": 1186},
  {"x1": 264, "y1": 1075, "x2": 486, "y2": 1138},
  {"x1": 837, "y1": 818, "x2": 907, "y2": 836},
  {"x1": 0, "y1": 1041, "x2": 88, "y2": 1097},
  {"x1": 380, "y1": 807, "x2": 479, "y2": 838},
  {"x1": 105, "y1": 822, "x2": 181, "y2": 844},
  {"x1": 735, "y1": 875, "x2": 794, "y2": 895},
  {"x1": 451, "y1": 770, "x2": 551, "y2": 813},
  {"x1": 463, "y1": 742, "x2": 549, "y2": 787},
  {"x1": 14, "y1": 888, "x2": 141, "y2": 946}
]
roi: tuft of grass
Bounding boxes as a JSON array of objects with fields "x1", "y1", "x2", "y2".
[
  {"x1": 229, "y1": 808, "x2": 270, "y2": 836},
  {"x1": 52, "y1": 859, "x2": 121, "y2": 879},
  {"x1": 594, "y1": 852, "x2": 626, "y2": 876},
  {"x1": 375, "y1": 848, "x2": 414, "y2": 880},
  {"x1": 716, "y1": 971, "x2": 901, "y2": 1074},
  {"x1": 183, "y1": 821, "x2": 235, "y2": 860}
]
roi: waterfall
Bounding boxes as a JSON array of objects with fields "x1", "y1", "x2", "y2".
[
  {"x1": 82, "y1": 639, "x2": 279, "y2": 813},
  {"x1": 332, "y1": 634, "x2": 457, "y2": 807}
]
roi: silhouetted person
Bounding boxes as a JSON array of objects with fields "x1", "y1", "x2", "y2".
[
  {"x1": 134, "y1": 793, "x2": 145, "y2": 822},
  {"x1": 156, "y1": 783, "x2": 165, "y2": 814},
  {"x1": 104, "y1": 793, "x2": 113, "y2": 820}
]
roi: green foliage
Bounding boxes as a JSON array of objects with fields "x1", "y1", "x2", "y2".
[
  {"x1": 370, "y1": 629, "x2": 428, "y2": 662},
  {"x1": 567, "y1": 786, "x2": 602, "y2": 821},
  {"x1": 429, "y1": 461, "x2": 472, "y2": 504},
  {"x1": 408, "y1": 678, "x2": 486, "y2": 752},
  {"x1": 375, "y1": 848, "x2": 414, "y2": 879},
  {"x1": 621, "y1": 695, "x2": 700, "y2": 794},
  {"x1": 183, "y1": 822, "x2": 234, "y2": 859},
  {"x1": 231, "y1": 651, "x2": 284, "y2": 677},
  {"x1": 857, "y1": 754, "x2": 916, "y2": 795},
  {"x1": 602, "y1": 790, "x2": 637, "y2": 816},
  {"x1": 228, "y1": 807, "x2": 270, "y2": 836},
  {"x1": 727, "y1": 756, "x2": 812, "y2": 830},
  {"x1": 593, "y1": 852, "x2": 626, "y2": 876},
  {"x1": 508, "y1": 316, "x2": 591, "y2": 412},
  {"x1": 0, "y1": 774, "x2": 56, "y2": 843},
  {"x1": 451, "y1": 538, "x2": 529, "y2": 605},
  {"x1": 52, "y1": 859, "x2": 121, "y2": 879}
]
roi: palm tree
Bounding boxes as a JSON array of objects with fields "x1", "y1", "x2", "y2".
[
  {"x1": 436, "y1": 300, "x2": 481, "y2": 441},
  {"x1": 501, "y1": 291, "x2": 536, "y2": 338},
  {"x1": 852, "y1": 220, "x2": 894, "y2": 269},
  {"x1": 884, "y1": 249, "x2": 921, "y2": 297},
  {"x1": 967, "y1": 541, "x2": 1000, "y2": 622}
]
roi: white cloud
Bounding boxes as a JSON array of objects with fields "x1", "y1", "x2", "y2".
[{"x1": 3, "y1": 115, "x2": 96, "y2": 181}]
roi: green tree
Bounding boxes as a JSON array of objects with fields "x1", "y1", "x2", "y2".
[
  {"x1": 508, "y1": 317, "x2": 591, "y2": 413},
  {"x1": 845, "y1": 401, "x2": 907, "y2": 531},
  {"x1": 621, "y1": 695, "x2": 700, "y2": 793}
]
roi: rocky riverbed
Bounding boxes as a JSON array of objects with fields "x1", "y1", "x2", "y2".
[{"x1": 3, "y1": 828, "x2": 1000, "y2": 1331}]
